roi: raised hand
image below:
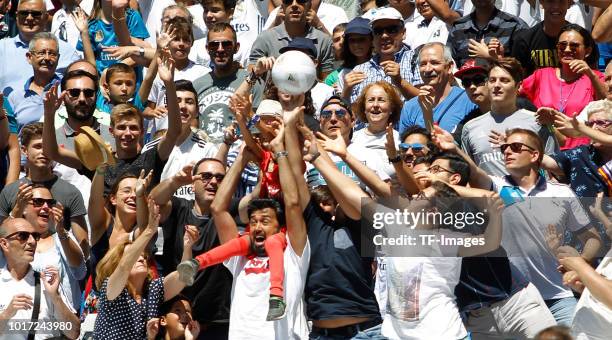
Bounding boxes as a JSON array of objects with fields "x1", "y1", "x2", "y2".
[
  {"x1": 173, "y1": 163, "x2": 196, "y2": 186},
  {"x1": 185, "y1": 320, "x2": 200, "y2": 340},
  {"x1": 418, "y1": 85, "x2": 435, "y2": 130},
  {"x1": 42, "y1": 266, "x2": 60, "y2": 295},
  {"x1": 146, "y1": 318, "x2": 160, "y2": 340},
  {"x1": 70, "y1": 8, "x2": 89, "y2": 33},
  {"x1": 111, "y1": 0, "x2": 129, "y2": 11},
  {"x1": 343, "y1": 71, "x2": 366, "y2": 91},
  {"x1": 317, "y1": 130, "x2": 347, "y2": 158},
  {"x1": 305, "y1": 9, "x2": 324, "y2": 31},
  {"x1": 157, "y1": 23, "x2": 177, "y2": 53},
  {"x1": 157, "y1": 52, "x2": 175, "y2": 83},
  {"x1": 266, "y1": 123, "x2": 285, "y2": 154},
  {"x1": 147, "y1": 198, "x2": 161, "y2": 231},
  {"x1": 552, "y1": 110, "x2": 580, "y2": 133},
  {"x1": 254, "y1": 57, "x2": 275, "y2": 77},
  {"x1": 223, "y1": 122, "x2": 239, "y2": 145},
  {"x1": 229, "y1": 93, "x2": 252, "y2": 124},
  {"x1": 385, "y1": 123, "x2": 399, "y2": 159},
  {"x1": 50, "y1": 202, "x2": 65, "y2": 232},
  {"x1": 11, "y1": 183, "x2": 33, "y2": 218},
  {"x1": 183, "y1": 225, "x2": 200, "y2": 249},
  {"x1": 43, "y1": 83, "x2": 64, "y2": 118},
  {"x1": 135, "y1": 169, "x2": 154, "y2": 198},
  {"x1": 297, "y1": 124, "x2": 319, "y2": 162},
  {"x1": 536, "y1": 107, "x2": 560, "y2": 126},
  {"x1": 431, "y1": 125, "x2": 456, "y2": 152}
]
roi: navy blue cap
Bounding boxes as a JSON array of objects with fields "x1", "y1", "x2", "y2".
[
  {"x1": 320, "y1": 95, "x2": 352, "y2": 115},
  {"x1": 344, "y1": 17, "x2": 371, "y2": 36},
  {"x1": 279, "y1": 37, "x2": 317, "y2": 59}
]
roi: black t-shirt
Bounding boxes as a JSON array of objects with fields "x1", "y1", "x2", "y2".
[
  {"x1": 304, "y1": 199, "x2": 380, "y2": 320},
  {"x1": 104, "y1": 148, "x2": 165, "y2": 196},
  {"x1": 511, "y1": 22, "x2": 558, "y2": 76},
  {"x1": 160, "y1": 196, "x2": 238, "y2": 323}
]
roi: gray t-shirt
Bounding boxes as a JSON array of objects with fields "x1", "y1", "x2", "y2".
[
  {"x1": 0, "y1": 176, "x2": 87, "y2": 219},
  {"x1": 461, "y1": 109, "x2": 558, "y2": 176}
]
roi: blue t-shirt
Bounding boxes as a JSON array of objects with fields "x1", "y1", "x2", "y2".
[
  {"x1": 96, "y1": 90, "x2": 146, "y2": 113},
  {"x1": 399, "y1": 86, "x2": 476, "y2": 134},
  {"x1": 76, "y1": 9, "x2": 149, "y2": 75}
]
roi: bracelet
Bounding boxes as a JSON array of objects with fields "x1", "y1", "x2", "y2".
[
  {"x1": 57, "y1": 232, "x2": 69, "y2": 241},
  {"x1": 274, "y1": 151, "x2": 289, "y2": 159},
  {"x1": 310, "y1": 151, "x2": 321, "y2": 163},
  {"x1": 112, "y1": 12, "x2": 126, "y2": 21},
  {"x1": 245, "y1": 70, "x2": 259, "y2": 86},
  {"x1": 389, "y1": 155, "x2": 402, "y2": 164}
]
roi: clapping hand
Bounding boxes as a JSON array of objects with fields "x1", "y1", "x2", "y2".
[
  {"x1": 431, "y1": 125, "x2": 457, "y2": 152},
  {"x1": 183, "y1": 225, "x2": 200, "y2": 249},
  {"x1": 11, "y1": 183, "x2": 33, "y2": 218}
]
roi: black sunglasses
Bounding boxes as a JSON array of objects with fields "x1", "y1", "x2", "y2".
[
  {"x1": 197, "y1": 172, "x2": 225, "y2": 182},
  {"x1": 372, "y1": 25, "x2": 402, "y2": 36},
  {"x1": 31, "y1": 197, "x2": 57, "y2": 207},
  {"x1": 5, "y1": 231, "x2": 42, "y2": 242},
  {"x1": 67, "y1": 88, "x2": 96, "y2": 98},
  {"x1": 585, "y1": 119, "x2": 612, "y2": 128},
  {"x1": 500, "y1": 142, "x2": 535, "y2": 154},
  {"x1": 556, "y1": 41, "x2": 582, "y2": 51},
  {"x1": 320, "y1": 109, "x2": 348, "y2": 119},
  {"x1": 282, "y1": 0, "x2": 310, "y2": 5},
  {"x1": 461, "y1": 75, "x2": 487, "y2": 87},
  {"x1": 17, "y1": 10, "x2": 44, "y2": 19},
  {"x1": 207, "y1": 40, "x2": 234, "y2": 51}
]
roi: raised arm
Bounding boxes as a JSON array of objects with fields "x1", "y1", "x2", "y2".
[
  {"x1": 558, "y1": 246, "x2": 612, "y2": 309},
  {"x1": 154, "y1": 53, "x2": 180, "y2": 160},
  {"x1": 42, "y1": 85, "x2": 84, "y2": 169},
  {"x1": 283, "y1": 105, "x2": 311, "y2": 209},
  {"x1": 298, "y1": 124, "x2": 368, "y2": 220},
  {"x1": 42, "y1": 266, "x2": 81, "y2": 338},
  {"x1": 163, "y1": 226, "x2": 198, "y2": 301},
  {"x1": 384, "y1": 124, "x2": 421, "y2": 195},
  {"x1": 89, "y1": 165, "x2": 112, "y2": 245},
  {"x1": 72, "y1": 9, "x2": 96, "y2": 66},
  {"x1": 134, "y1": 170, "x2": 154, "y2": 236},
  {"x1": 51, "y1": 204, "x2": 85, "y2": 269},
  {"x1": 592, "y1": 3, "x2": 612, "y2": 42},
  {"x1": 111, "y1": 0, "x2": 134, "y2": 46},
  {"x1": 150, "y1": 164, "x2": 194, "y2": 223},
  {"x1": 106, "y1": 199, "x2": 159, "y2": 301},
  {"x1": 229, "y1": 93, "x2": 264, "y2": 159},
  {"x1": 426, "y1": 0, "x2": 460, "y2": 25}
]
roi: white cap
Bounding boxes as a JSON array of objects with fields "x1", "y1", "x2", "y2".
[
  {"x1": 368, "y1": 7, "x2": 404, "y2": 24},
  {"x1": 255, "y1": 100, "x2": 282, "y2": 117}
]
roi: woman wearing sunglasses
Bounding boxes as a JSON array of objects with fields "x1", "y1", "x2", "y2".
[
  {"x1": 17, "y1": 184, "x2": 87, "y2": 312},
  {"x1": 520, "y1": 24, "x2": 606, "y2": 150}
]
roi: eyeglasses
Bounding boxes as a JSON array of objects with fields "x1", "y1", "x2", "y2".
[
  {"x1": 17, "y1": 10, "x2": 44, "y2": 19},
  {"x1": 399, "y1": 143, "x2": 426, "y2": 153},
  {"x1": 30, "y1": 50, "x2": 59, "y2": 58},
  {"x1": 372, "y1": 25, "x2": 402, "y2": 36},
  {"x1": 428, "y1": 164, "x2": 453, "y2": 174},
  {"x1": 500, "y1": 142, "x2": 536, "y2": 154},
  {"x1": 197, "y1": 172, "x2": 225, "y2": 182},
  {"x1": 585, "y1": 119, "x2": 612, "y2": 128},
  {"x1": 320, "y1": 109, "x2": 348, "y2": 119},
  {"x1": 207, "y1": 40, "x2": 234, "y2": 51},
  {"x1": 4, "y1": 231, "x2": 42, "y2": 242},
  {"x1": 31, "y1": 197, "x2": 57, "y2": 207},
  {"x1": 67, "y1": 88, "x2": 96, "y2": 98},
  {"x1": 556, "y1": 41, "x2": 583, "y2": 51},
  {"x1": 461, "y1": 75, "x2": 487, "y2": 87},
  {"x1": 282, "y1": 0, "x2": 310, "y2": 5}
]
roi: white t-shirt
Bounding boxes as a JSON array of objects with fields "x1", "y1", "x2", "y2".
[
  {"x1": 187, "y1": 4, "x2": 207, "y2": 40},
  {"x1": 138, "y1": 0, "x2": 177, "y2": 46},
  {"x1": 572, "y1": 249, "x2": 612, "y2": 340},
  {"x1": 403, "y1": 16, "x2": 449, "y2": 51},
  {"x1": 224, "y1": 235, "x2": 310, "y2": 340},
  {"x1": 51, "y1": 0, "x2": 95, "y2": 50},
  {"x1": 147, "y1": 61, "x2": 211, "y2": 134},
  {"x1": 350, "y1": 128, "x2": 400, "y2": 180},
  {"x1": 263, "y1": 3, "x2": 349, "y2": 34},
  {"x1": 0, "y1": 266, "x2": 76, "y2": 340}
]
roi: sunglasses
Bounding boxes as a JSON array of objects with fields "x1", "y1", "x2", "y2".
[
  {"x1": 31, "y1": 197, "x2": 57, "y2": 207},
  {"x1": 500, "y1": 142, "x2": 535, "y2": 154},
  {"x1": 320, "y1": 109, "x2": 348, "y2": 119},
  {"x1": 4, "y1": 231, "x2": 42, "y2": 242},
  {"x1": 585, "y1": 119, "x2": 612, "y2": 128},
  {"x1": 67, "y1": 88, "x2": 96, "y2": 98},
  {"x1": 197, "y1": 172, "x2": 225, "y2": 182},
  {"x1": 399, "y1": 143, "x2": 426, "y2": 152},
  {"x1": 207, "y1": 40, "x2": 234, "y2": 51},
  {"x1": 372, "y1": 25, "x2": 402, "y2": 36},
  {"x1": 17, "y1": 10, "x2": 44, "y2": 19},
  {"x1": 461, "y1": 75, "x2": 487, "y2": 87},
  {"x1": 556, "y1": 41, "x2": 583, "y2": 51},
  {"x1": 282, "y1": 0, "x2": 310, "y2": 5},
  {"x1": 428, "y1": 164, "x2": 452, "y2": 174}
]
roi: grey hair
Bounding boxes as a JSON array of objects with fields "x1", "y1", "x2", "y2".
[
  {"x1": 417, "y1": 42, "x2": 454, "y2": 66},
  {"x1": 28, "y1": 32, "x2": 58, "y2": 52},
  {"x1": 18, "y1": 0, "x2": 47, "y2": 11},
  {"x1": 586, "y1": 100, "x2": 612, "y2": 119}
]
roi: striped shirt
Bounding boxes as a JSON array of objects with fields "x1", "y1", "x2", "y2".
[
  {"x1": 226, "y1": 146, "x2": 260, "y2": 199},
  {"x1": 448, "y1": 8, "x2": 528, "y2": 68}
]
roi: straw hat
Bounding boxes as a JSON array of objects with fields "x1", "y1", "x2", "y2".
[{"x1": 74, "y1": 126, "x2": 116, "y2": 171}]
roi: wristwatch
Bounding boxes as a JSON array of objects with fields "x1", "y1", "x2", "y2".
[
  {"x1": 245, "y1": 70, "x2": 259, "y2": 86},
  {"x1": 389, "y1": 155, "x2": 402, "y2": 164},
  {"x1": 274, "y1": 151, "x2": 289, "y2": 159}
]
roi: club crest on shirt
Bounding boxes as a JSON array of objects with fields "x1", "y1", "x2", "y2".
[
  {"x1": 244, "y1": 257, "x2": 269, "y2": 274},
  {"x1": 94, "y1": 30, "x2": 104, "y2": 43}
]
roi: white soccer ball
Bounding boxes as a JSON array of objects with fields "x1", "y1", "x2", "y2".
[{"x1": 271, "y1": 50, "x2": 317, "y2": 95}]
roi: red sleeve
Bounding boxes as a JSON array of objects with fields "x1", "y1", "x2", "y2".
[{"x1": 520, "y1": 70, "x2": 539, "y2": 102}]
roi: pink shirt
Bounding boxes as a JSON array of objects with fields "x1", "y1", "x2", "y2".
[{"x1": 520, "y1": 67, "x2": 605, "y2": 149}]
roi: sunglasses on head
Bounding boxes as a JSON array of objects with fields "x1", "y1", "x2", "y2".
[
  {"x1": 282, "y1": 0, "x2": 310, "y2": 5},
  {"x1": 500, "y1": 142, "x2": 535, "y2": 154},
  {"x1": 399, "y1": 143, "x2": 426, "y2": 152},
  {"x1": 4, "y1": 231, "x2": 42, "y2": 242},
  {"x1": 31, "y1": 198, "x2": 57, "y2": 207},
  {"x1": 67, "y1": 88, "x2": 96, "y2": 98},
  {"x1": 461, "y1": 75, "x2": 487, "y2": 87},
  {"x1": 585, "y1": 119, "x2": 612, "y2": 128},
  {"x1": 207, "y1": 40, "x2": 234, "y2": 51},
  {"x1": 320, "y1": 109, "x2": 348, "y2": 119},
  {"x1": 197, "y1": 172, "x2": 225, "y2": 182},
  {"x1": 556, "y1": 41, "x2": 582, "y2": 51},
  {"x1": 372, "y1": 25, "x2": 402, "y2": 36},
  {"x1": 17, "y1": 10, "x2": 43, "y2": 19}
]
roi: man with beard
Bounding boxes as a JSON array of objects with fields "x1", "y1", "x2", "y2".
[{"x1": 193, "y1": 23, "x2": 260, "y2": 144}]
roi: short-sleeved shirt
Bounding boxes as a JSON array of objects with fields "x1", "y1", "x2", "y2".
[
  {"x1": 304, "y1": 199, "x2": 380, "y2": 320},
  {"x1": 76, "y1": 9, "x2": 149, "y2": 75},
  {"x1": 248, "y1": 23, "x2": 335, "y2": 73},
  {"x1": 103, "y1": 147, "x2": 165, "y2": 196},
  {"x1": 404, "y1": 16, "x2": 449, "y2": 51},
  {"x1": 448, "y1": 8, "x2": 528, "y2": 67},
  {"x1": 4, "y1": 75, "x2": 61, "y2": 132},
  {"x1": 350, "y1": 46, "x2": 422, "y2": 103},
  {"x1": 400, "y1": 86, "x2": 476, "y2": 134},
  {"x1": 159, "y1": 197, "x2": 236, "y2": 323},
  {"x1": 511, "y1": 22, "x2": 559, "y2": 76},
  {"x1": 96, "y1": 91, "x2": 146, "y2": 114},
  {"x1": 94, "y1": 277, "x2": 164, "y2": 340},
  {"x1": 0, "y1": 176, "x2": 87, "y2": 219}
]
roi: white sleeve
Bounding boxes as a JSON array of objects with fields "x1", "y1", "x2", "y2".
[{"x1": 263, "y1": 7, "x2": 280, "y2": 31}]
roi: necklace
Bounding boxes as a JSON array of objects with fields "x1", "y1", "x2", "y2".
[{"x1": 558, "y1": 72, "x2": 579, "y2": 114}]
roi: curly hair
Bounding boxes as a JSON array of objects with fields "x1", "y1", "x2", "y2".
[{"x1": 353, "y1": 81, "x2": 402, "y2": 124}]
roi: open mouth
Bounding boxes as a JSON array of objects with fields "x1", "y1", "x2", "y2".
[
  {"x1": 38, "y1": 210, "x2": 50, "y2": 223},
  {"x1": 125, "y1": 199, "x2": 137, "y2": 209}
]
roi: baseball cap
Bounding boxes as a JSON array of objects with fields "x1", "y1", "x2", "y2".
[
  {"x1": 454, "y1": 58, "x2": 490, "y2": 78},
  {"x1": 279, "y1": 37, "x2": 317, "y2": 59},
  {"x1": 368, "y1": 7, "x2": 404, "y2": 25},
  {"x1": 320, "y1": 95, "x2": 352, "y2": 115},
  {"x1": 344, "y1": 17, "x2": 372, "y2": 36},
  {"x1": 255, "y1": 99, "x2": 282, "y2": 117}
]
